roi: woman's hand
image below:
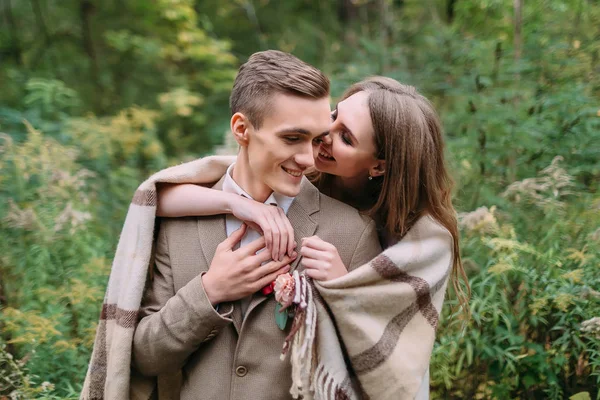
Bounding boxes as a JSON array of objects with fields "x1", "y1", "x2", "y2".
[
  {"x1": 228, "y1": 195, "x2": 296, "y2": 262},
  {"x1": 300, "y1": 236, "x2": 348, "y2": 281}
]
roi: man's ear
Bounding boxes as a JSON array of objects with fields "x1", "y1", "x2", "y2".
[
  {"x1": 369, "y1": 159, "x2": 386, "y2": 178},
  {"x1": 230, "y1": 112, "x2": 252, "y2": 147}
]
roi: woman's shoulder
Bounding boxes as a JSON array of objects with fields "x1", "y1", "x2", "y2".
[
  {"x1": 384, "y1": 214, "x2": 452, "y2": 251},
  {"x1": 380, "y1": 215, "x2": 453, "y2": 278}
]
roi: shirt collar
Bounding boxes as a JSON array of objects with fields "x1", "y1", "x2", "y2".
[{"x1": 222, "y1": 163, "x2": 295, "y2": 213}]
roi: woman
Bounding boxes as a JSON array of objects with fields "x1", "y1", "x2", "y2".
[{"x1": 157, "y1": 76, "x2": 469, "y2": 397}]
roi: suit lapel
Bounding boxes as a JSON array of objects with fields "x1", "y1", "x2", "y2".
[
  {"x1": 197, "y1": 214, "x2": 244, "y2": 332},
  {"x1": 195, "y1": 177, "x2": 244, "y2": 332},
  {"x1": 196, "y1": 215, "x2": 226, "y2": 272},
  {"x1": 245, "y1": 178, "x2": 319, "y2": 319},
  {"x1": 196, "y1": 177, "x2": 227, "y2": 269}
]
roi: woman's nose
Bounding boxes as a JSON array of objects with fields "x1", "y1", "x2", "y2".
[{"x1": 321, "y1": 133, "x2": 333, "y2": 145}]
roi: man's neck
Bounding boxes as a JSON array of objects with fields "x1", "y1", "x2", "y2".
[{"x1": 231, "y1": 152, "x2": 273, "y2": 203}]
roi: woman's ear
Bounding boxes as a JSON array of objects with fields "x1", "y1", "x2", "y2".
[
  {"x1": 231, "y1": 112, "x2": 252, "y2": 146},
  {"x1": 369, "y1": 159, "x2": 386, "y2": 178}
]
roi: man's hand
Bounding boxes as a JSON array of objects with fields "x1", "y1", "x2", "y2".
[
  {"x1": 300, "y1": 236, "x2": 348, "y2": 281},
  {"x1": 202, "y1": 224, "x2": 296, "y2": 305}
]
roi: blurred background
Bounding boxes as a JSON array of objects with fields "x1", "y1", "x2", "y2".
[{"x1": 0, "y1": 0, "x2": 599, "y2": 398}]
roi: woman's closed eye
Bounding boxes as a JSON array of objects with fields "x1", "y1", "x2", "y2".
[{"x1": 340, "y1": 132, "x2": 353, "y2": 145}]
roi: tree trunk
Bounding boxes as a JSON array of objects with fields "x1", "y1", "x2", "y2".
[
  {"x1": 338, "y1": 0, "x2": 358, "y2": 25},
  {"x1": 241, "y1": 0, "x2": 266, "y2": 49},
  {"x1": 80, "y1": 0, "x2": 102, "y2": 110},
  {"x1": 493, "y1": 41, "x2": 502, "y2": 83},
  {"x1": 446, "y1": 0, "x2": 457, "y2": 23},
  {"x1": 513, "y1": 0, "x2": 522, "y2": 70},
  {"x1": 509, "y1": 0, "x2": 523, "y2": 183},
  {"x1": 31, "y1": 0, "x2": 60, "y2": 75},
  {"x1": 379, "y1": 0, "x2": 389, "y2": 74},
  {"x1": 3, "y1": 0, "x2": 23, "y2": 65}
]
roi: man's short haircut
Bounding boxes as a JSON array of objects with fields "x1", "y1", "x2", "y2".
[{"x1": 230, "y1": 50, "x2": 330, "y2": 129}]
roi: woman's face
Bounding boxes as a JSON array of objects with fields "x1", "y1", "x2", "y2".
[{"x1": 314, "y1": 91, "x2": 379, "y2": 179}]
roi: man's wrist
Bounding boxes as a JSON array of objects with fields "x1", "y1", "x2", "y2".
[{"x1": 201, "y1": 273, "x2": 222, "y2": 306}]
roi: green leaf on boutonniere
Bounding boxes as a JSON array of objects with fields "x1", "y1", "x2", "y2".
[{"x1": 274, "y1": 303, "x2": 289, "y2": 330}]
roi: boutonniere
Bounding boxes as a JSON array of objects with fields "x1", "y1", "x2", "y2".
[
  {"x1": 273, "y1": 272, "x2": 296, "y2": 330},
  {"x1": 262, "y1": 272, "x2": 309, "y2": 331}
]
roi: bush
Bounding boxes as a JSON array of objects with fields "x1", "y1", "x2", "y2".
[
  {"x1": 0, "y1": 116, "x2": 167, "y2": 397},
  {"x1": 431, "y1": 158, "x2": 600, "y2": 399}
]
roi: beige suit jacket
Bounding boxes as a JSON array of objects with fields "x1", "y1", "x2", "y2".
[{"x1": 132, "y1": 177, "x2": 382, "y2": 400}]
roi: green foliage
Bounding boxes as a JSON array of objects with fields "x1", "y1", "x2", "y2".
[
  {"x1": 0, "y1": 0, "x2": 237, "y2": 156},
  {"x1": 0, "y1": 342, "x2": 77, "y2": 399},
  {"x1": 431, "y1": 158, "x2": 600, "y2": 399},
  {"x1": 0, "y1": 116, "x2": 167, "y2": 397},
  {"x1": 1, "y1": 0, "x2": 599, "y2": 398}
]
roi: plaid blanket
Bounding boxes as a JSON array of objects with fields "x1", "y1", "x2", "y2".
[
  {"x1": 81, "y1": 155, "x2": 452, "y2": 400},
  {"x1": 289, "y1": 215, "x2": 452, "y2": 399},
  {"x1": 81, "y1": 156, "x2": 235, "y2": 399}
]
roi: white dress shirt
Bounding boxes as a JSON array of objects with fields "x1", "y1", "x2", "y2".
[{"x1": 222, "y1": 163, "x2": 295, "y2": 316}]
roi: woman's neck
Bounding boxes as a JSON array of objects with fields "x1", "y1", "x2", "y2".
[{"x1": 331, "y1": 175, "x2": 372, "y2": 211}]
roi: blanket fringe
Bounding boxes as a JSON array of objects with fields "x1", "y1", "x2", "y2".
[{"x1": 284, "y1": 274, "x2": 319, "y2": 399}]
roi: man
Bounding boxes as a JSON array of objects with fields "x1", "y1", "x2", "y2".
[{"x1": 131, "y1": 50, "x2": 381, "y2": 399}]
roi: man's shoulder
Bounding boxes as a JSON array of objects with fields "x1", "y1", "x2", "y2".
[
  {"x1": 299, "y1": 181, "x2": 374, "y2": 230},
  {"x1": 158, "y1": 215, "x2": 223, "y2": 241}
]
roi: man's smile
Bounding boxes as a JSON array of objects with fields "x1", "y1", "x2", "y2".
[{"x1": 281, "y1": 166, "x2": 303, "y2": 177}]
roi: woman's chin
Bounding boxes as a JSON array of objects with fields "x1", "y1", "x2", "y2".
[{"x1": 315, "y1": 156, "x2": 337, "y2": 174}]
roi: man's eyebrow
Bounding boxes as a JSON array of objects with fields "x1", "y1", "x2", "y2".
[
  {"x1": 275, "y1": 128, "x2": 311, "y2": 135},
  {"x1": 276, "y1": 127, "x2": 329, "y2": 136}
]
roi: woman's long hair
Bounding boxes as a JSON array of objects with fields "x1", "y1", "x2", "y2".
[{"x1": 316, "y1": 76, "x2": 470, "y2": 311}]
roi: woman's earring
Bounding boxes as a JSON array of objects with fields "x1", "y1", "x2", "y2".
[{"x1": 368, "y1": 175, "x2": 373, "y2": 181}]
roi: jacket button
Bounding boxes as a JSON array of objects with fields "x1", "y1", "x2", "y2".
[{"x1": 235, "y1": 366, "x2": 248, "y2": 377}]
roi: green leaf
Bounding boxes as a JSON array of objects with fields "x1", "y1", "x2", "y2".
[{"x1": 274, "y1": 303, "x2": 289, "y2": 331}]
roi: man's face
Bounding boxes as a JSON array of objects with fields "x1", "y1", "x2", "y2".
[{"x1": 244, "y1": 93, "x2": 331, "y2": 199}]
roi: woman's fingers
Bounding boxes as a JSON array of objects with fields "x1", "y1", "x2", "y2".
[
  {"x1": 301, "y1": 235, "x2": 333, "y2": 251},
  {"x1": 279, "y1": 207, "x2": 296, "y2": 257},
  {"x1": 300, "y1": 257, "x2": 327, "y2": 271},
  {"x1": 230, "y1": 196, "x2": 295, "y2": 262},
  {"x1": 259, "y1": 214, "x2": 275, "y2": 259},
  {"x1": 262, "y1": 211, "x2": 279, "y2": 261},
  {"x1": 299, "y1": 246, "x2": 327, "y2": 261},
  {"x1": 271, "y1": 208, "x2": 289, "y2": 261},
  {"x1": 304, "y1": 268, "x2": 326, "y2": 281}
]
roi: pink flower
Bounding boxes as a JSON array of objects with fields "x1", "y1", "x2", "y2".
[{"x1": 274, "y1": 273, "x2": 295, "y2": 308}]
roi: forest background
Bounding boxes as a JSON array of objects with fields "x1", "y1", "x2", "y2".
[{"x1": 0, "y1": 0, "x2": 599, "y2": 398}]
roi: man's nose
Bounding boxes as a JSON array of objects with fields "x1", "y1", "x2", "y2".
[{"x1": 295, "y1": 143, "x2": 315, "y2": 169}]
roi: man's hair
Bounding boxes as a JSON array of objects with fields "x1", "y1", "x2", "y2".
[{"x1": 230, "y1": 50, "x2": 330, "y2": 129}]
